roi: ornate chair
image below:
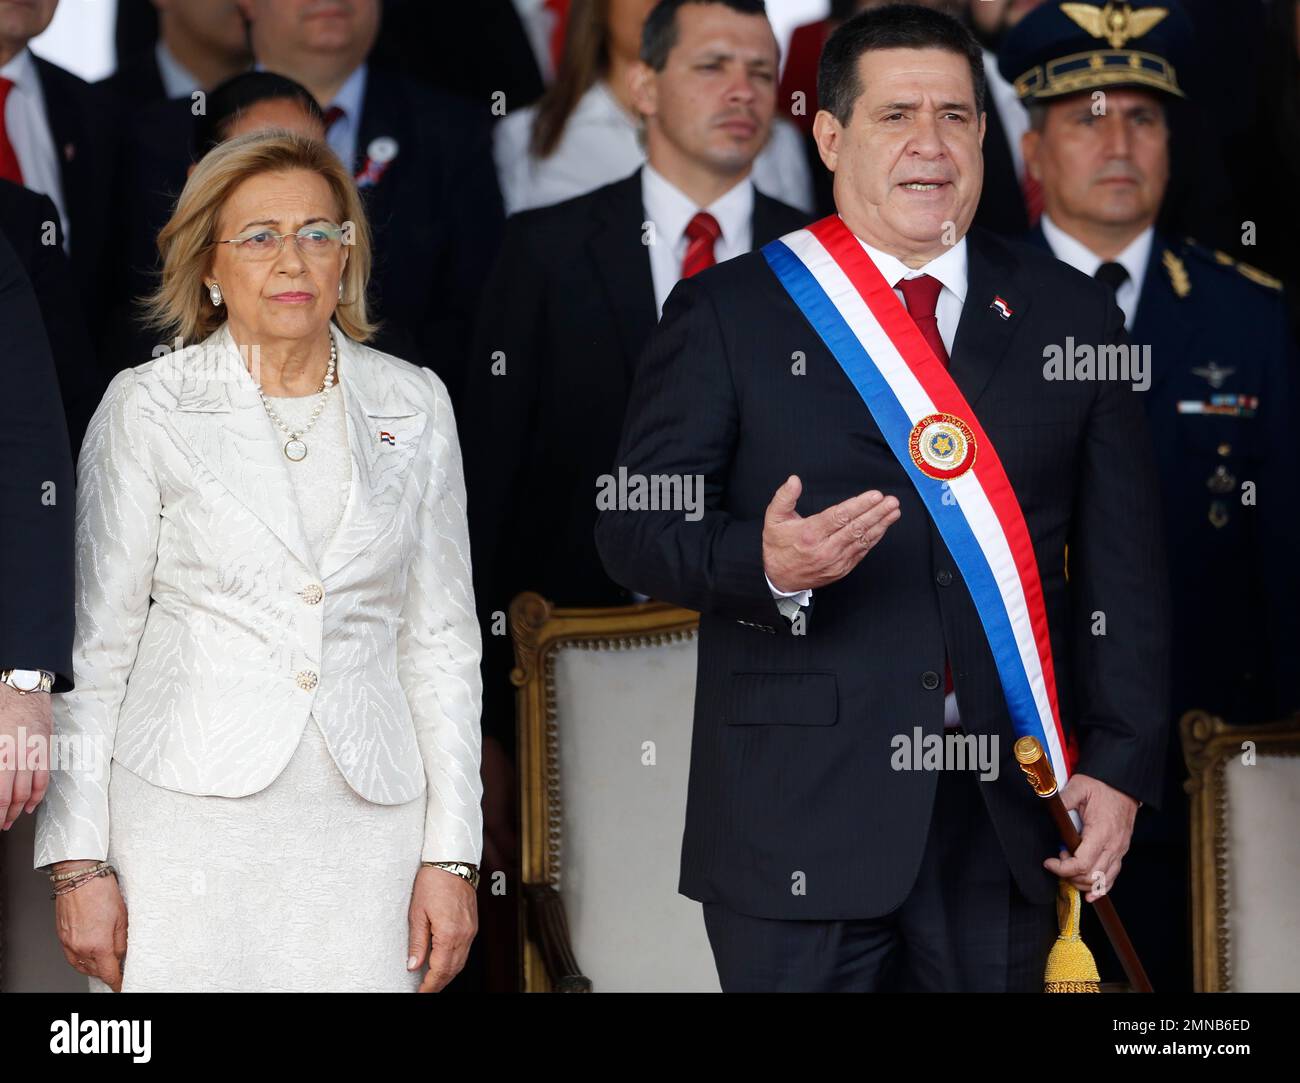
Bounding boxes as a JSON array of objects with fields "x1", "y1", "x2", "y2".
[
  {"x1": 1182, "y1": 709, "x2": 1300, "y2": 991},
  {"x1": 509, "y1": 592, "x2": 720, "y2": 992}
]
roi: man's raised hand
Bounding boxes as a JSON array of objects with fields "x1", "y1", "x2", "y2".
[{"x1": 762, "y1": 475, "x2": 901, "y2": 593}]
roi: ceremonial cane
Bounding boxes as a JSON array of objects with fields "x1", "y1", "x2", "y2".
[{"x1": 1014, "y1": 736, "x2": 1154, "y2": 993}]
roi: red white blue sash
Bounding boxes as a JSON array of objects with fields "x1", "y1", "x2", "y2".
[{"x1": 763, "y1": 215, "x2": 1072, "y2": 783}]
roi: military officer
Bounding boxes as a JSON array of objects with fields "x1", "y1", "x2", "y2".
[{"x1": 999, "y1": 0, "x2": 1300, "y2": 992}]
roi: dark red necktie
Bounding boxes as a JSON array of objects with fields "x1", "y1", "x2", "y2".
[
  {"x1": 544, "y1": 0, "x2": 571, "y2": 74},
  {"x1": 323, "y1": 104, "x2": 345, "y2": 132},
  {"x1": 681, "y1": 211, "x2": 721, "y2": 279},
  {"x1": 1022, "y1": 171, "x2": 1044, "y2": 227},
  {"x1": 898, "y1": 274, "x2": 954, "y2": 695},
  {"x1": 0, "y1": 77, "x2": 24, "y2": 185}
]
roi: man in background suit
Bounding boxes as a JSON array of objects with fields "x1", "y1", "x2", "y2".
[
  {"x1": 0, "y1": 180, "x2": 101, "y2": 456},
  {"x1": 1003, "y1": 0, "x2": 1300, "y2": 991},
  {"x1": 596, "y1": 4, "x2": 1168, "y2": 991},
  {"x1": 0, "y1": 227, "x2": 74, "y2": 833},
  {"x1": 461, "y1": 0, "x2": 808, "y2": 990},
  {"x1": 237, "y1": 0, "x2": 504, "y2": 397},
  {"x1": 0, "y1": 0, "x2": 116, "y2": 331}
]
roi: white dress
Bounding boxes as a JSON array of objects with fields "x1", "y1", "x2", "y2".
[{"x1": 91, "y1": 384, "x2": 426, "y2": 992}]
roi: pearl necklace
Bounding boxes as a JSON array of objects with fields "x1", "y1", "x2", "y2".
[{"x1": 257, "y1": 333, "x2": 338, "y2": 462}]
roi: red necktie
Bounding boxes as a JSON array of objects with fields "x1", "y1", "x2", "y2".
[
  {"x1": 544, "y1": 0, "x2": 571, "y2": 75},
  {"x1": 898, "y1": 274, "x2": 954, "y2": 696},
  {"x1": 0, "y1": 77, "x2": 24, "y2": 185},
  {"x1": 323, "y1": 104, "x2": 345, "y2": 132},
  {"x1": 1022, "y1": 171, "x2": 1044, "y2": 227},
  {"x1": 681, "y1": 211, "x2": 721, "y2": 279}
]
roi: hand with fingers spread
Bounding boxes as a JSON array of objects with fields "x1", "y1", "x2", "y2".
[
  {"x1": 52, "y1": 859, "x2": 128, "y2": 992},
  {"x1": 1043, "y1": 773, "x2": 1139, "y2": 902},
  {"x1": 762, "y1": 475, "x2": 902, "y2": 594},
  {"x1": 407, "y1": 866, "x2": 478, "y2": 992}
]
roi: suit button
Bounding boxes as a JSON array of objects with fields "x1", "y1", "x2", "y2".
[
  {"x1": 935, "y1": 569, "x2": 953, "y2": 587},
  {"x1": 921, "y1": 670, "x2": 940, "y2": 691},
  {"x1": 1217, "y1": 443, "x2": 1231, "y2": 457},
  {"x1": 296, "y1": 670, "x2": 318, "y2": 691},
  {"x1": 301, "y1": 583, "x2": 324, "y2": 605}
]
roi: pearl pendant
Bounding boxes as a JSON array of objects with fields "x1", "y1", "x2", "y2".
[{"x1": 284, "y1": 438, "x2": 308, "y2": 462}]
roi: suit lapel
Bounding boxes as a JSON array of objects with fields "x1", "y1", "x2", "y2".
[
  {"x1": 33, "y1": 58, "x2": 84, "y2": 245},
  {"x1": 1130, "y1": 235, "x2": 1185, "y2": 397},
  {"x1": 167, "y1": 325, "x2": 316, "y2": 574},
  {"x1": 588, "y1": 171, "x2": 657, "y2": 379},
  {"x1": 949, "y1": 230, "x2": 1031, "y2": 406},
  {"x1": 318, "y1": 334, "x2": 427, "y2": 581}
]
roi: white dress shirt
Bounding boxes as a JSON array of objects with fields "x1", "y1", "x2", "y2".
[
  {"x1": 1039, "y1": 213, "x2": 1152, "y2": 329},
  {"x1": 983, "y1": 47, "x2": 1030, "y2": 184},
  {"x1": 0, "y1": 48, "x2": 69, "y2": 252},
  {"x1": 641, "y1": 162, "x2": 754, "y2": 317},
  {"x1": 493, "y1": 79, "x2": 814, "y2": 216},
  {"x1": 767, "y1": 229, "x2": 970, "y2": 726},
  {"x1": 154, "y1": 40, "x2": 201, "y2": 99}
]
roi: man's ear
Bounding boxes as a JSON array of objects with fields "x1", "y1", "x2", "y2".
[
  {"x1": 811, "y1": 109, "x2": 842, "y2": 172},
  {"x1": 977, "y1": 110, "x2": 986, "y2": 149},
  {"x1": 627, "y1": 61, "x2": 657, "y2": 120},
  {"x1": 1021, "y1": 127, "x2": 1042, "y2": 182}
]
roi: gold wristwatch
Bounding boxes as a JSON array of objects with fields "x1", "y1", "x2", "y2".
[
  {"x1": 422, "y1": 861, "x2": 480, "y2": 889},
  {"x1": 1, "y1": 668, "x2": 55, "y2": 694}
]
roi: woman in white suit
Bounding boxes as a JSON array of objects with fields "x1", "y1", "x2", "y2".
[{"x1": 34, "y1": 130, "x2": 483, "y2": 992}]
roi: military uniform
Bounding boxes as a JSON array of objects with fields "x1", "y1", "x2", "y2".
[{"x1": 1002, "y1": 0, "x2": 1300, "y2": 992}]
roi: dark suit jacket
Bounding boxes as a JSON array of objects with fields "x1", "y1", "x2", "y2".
[
  {"x1": 0, "y1": 180, "x2": 103, "y2": 456},
  {"x1": 463, "y1": 170, "x2": 809, "y2": 742},
  {"x1": 98, "y1": 48, "x2": 166, "y2": 108},
  {"x1": 973, "y1": 91, "x2": 1029, "y2": 238},
  {"x1": 0, "y1": 230, "x2": 75, "y2": 688},
  {"x1": 595, "y1": 225, "x2": 1170, "y2": 920},
  {"x1": 353, "y1": 67, "x2": 504, "y2": 396},
  {"x1": 32, "y1": 57, "x2": 116, "y2": 332}
]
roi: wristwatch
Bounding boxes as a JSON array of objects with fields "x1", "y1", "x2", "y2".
[
  {"x1": 422, "y1": 861, "x2": 480, "y2": 889},
  {"x1": 1, "y1": 668, "x2": 55, "y2": 694}
]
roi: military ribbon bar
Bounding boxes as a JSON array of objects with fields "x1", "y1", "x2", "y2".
[{"x1": 762, "y1": 215, "x2": 1072, "y2": 785}]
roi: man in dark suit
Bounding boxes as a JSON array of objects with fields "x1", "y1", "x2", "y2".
[
  {"x1": 237, "y1": 0, "x2": 504, "y2": 397},
  {"x1": 0, "y1": 227, "x2": 74, "y2": 832},
  {"x1": 0, "y1": 0, "x2": 116, "y2": 332},
  {"x1": 596, "y1": 4, "x2": 1169, "y2": 991},
  {"x1": 462, "y1": 0, "x2": 808, "y2": 990},
  {"x1": 0, "y1": 180, "x2": 102, "y2": 456},
  {"x1": 1003, "y1": 0, "x2": 1300, "y2": 991}
]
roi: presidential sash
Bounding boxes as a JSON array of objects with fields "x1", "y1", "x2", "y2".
[{"x1": 763, "y1": 215, "x2": 1073, "y2": 785}]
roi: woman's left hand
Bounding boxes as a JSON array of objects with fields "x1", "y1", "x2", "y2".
[{"x1": 407, "y1": 866, "x2": 478, "y2": 992}]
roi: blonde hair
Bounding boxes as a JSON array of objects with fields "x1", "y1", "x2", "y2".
[{"x1": 142, "y1": 128, "x2": 376, "y2": 344}]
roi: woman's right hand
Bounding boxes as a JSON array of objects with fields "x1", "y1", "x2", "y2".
[{"x1": 51, "y1": 860, "x2": 128, "y2": 991}]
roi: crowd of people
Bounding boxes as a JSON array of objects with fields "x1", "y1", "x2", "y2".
[{"x1": 1, "y1": 0, "x2": 1297, "y2": 994}]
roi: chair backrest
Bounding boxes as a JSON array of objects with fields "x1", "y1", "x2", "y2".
[
  {"x1": 511, "y1": 592, "x2": 719, "y2": 992},
  {"x1": 1182, "y1": 709, "x2": 1300, "y2": 992}
]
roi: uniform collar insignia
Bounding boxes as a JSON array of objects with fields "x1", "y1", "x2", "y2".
[
  {"x1": 1162, "y1": 248, "x2": 1191, "y2": 298},
  {"x1": 1191, "y1": 362, "x2": 1235, "y2": 389},
  {"x1": 1061, "y1": 2, "x2": 1170, "y2": 49}
]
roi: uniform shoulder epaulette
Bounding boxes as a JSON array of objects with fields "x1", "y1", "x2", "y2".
[{"x1": 1183, "y1": 238, "x2": 1284, "y2": 292}]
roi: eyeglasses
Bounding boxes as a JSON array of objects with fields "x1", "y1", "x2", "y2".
[{"x1": 216, "y1": 223, "x2": 346, "y2": 260}]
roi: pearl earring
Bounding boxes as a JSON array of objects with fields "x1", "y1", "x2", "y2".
[
  {"x1": 337, "y1": 279, "x2": 344, "y2": 301},
  {"x1": 209, "y1": 282, "x2": 223, "y2": 307}
]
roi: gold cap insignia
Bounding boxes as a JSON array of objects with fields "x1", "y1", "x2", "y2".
[{"x1": 1060, "y1": 2, "x2": 1170, "y2": 49}]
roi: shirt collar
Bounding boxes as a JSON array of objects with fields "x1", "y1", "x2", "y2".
[
  {"x1": 154, "y1": 40, "x2": 201, "y2": 98},
  {"x1": 0, "y1": 46, "x2": 37, "y2": 88},
  {"x1": 852, "y1": 224, "x2": 969, "y2": 304},
  {"x1": 325, "y1": 62, "x2": 367, "y2": 125},
  {"x1": 1040, "y1": 213, "x2": 1154, "y2": 289},
  {"x1": 641, "y1": 162, "x2": 754, "y2": 251}
]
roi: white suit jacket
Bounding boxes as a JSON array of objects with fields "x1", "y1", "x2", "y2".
[{"x1": 34, "y1": 324, "x2": 483, "y2": 868}]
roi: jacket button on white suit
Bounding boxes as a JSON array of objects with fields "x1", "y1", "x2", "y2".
[
  {"x1": 296, "y1": 670, "x2": 319, "y2": 691},
  {"x1": 301, "y1": 583, "x2": 324, "y2": 605}
]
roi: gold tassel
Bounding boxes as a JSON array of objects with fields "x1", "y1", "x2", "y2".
[{"x1": 1044, "y1": 880, "x2": 1101, "y2": 992}]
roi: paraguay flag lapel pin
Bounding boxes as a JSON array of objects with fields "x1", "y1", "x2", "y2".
[
  {"x1": 990, "y1": 296, "x2": 1013, "y2": 320},
  {"x1": 379, "y1": 430, "x2": 396, "y2": 446}
]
